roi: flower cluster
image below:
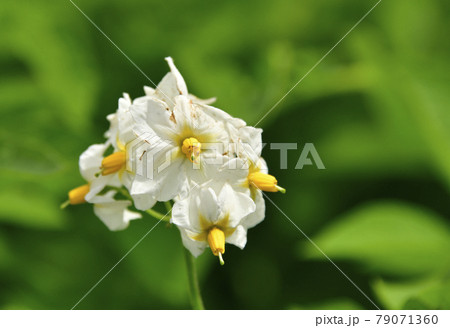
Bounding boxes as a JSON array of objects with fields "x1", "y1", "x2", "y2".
[{"x1": 65, "y1": 58, "x2": 285, "y2": 264}]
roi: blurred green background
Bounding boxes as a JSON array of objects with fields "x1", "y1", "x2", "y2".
[{"x1": 1, "y1": 0, "x2": 449, "y2": 310}]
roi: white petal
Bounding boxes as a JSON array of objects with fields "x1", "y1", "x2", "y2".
[
  {"x1": 79, "y1": 143, "x2": 108, "y2": 181},
  {"x1": 171, "y1": 95, "x2": 195, "y2": 130},
  {"x1": 129, "y1": 97, "x2": 150, "y2": 124},
  {"x1": 105, "y1": 114, "x2": 118, "y2": 141},
  {"x1": 226, "y1": 225, "x2": 247, "y2": 249},
  {"x1": 122, "y1": 92, "x2": 132, "y2": 103},
  {"x1": 119, "y1": 93, "x2": 132, "y2": 109},
  {"x1": 242, "y1": 189, "x2": 265, "y2": 229},
  {"x1": 197, "y1": 187, "x2": 220, "y2": 224},
  {"x1": 119, "y1": 171, "x2": 133, "y2": 190},
  {"x1": 239, "y1": 126, "x2": 263, "y2": 157},
  {"x1": 127, "y1": 114, "x2": 180, "y2": 182},
  {"x1": 218, "y1": 184, "x2": 256, "y2": 227},
  {"x1": 130, "y1": 155, "x2": 187, "y2": 202},
  {"x1": 217, "y1": 157, "x2": 249, "y2": 184},
  {"x1": 172, "y1": 184, "x2": 220, "y2": 232},
  {"x1": 92, "y1": 194, "x2": 141, "y2": 231},
  {"x1": 154, "y1": 73, "x2": 179, "y2": 107},
  {"x1": 198, "y1": 103, "x2": 246, "y2": 128},
  {"x1": 165, "y1": 57, "x2": 188, "y2": 95},
  {"x1": 143, "y1": 97, "x2": 178, "y2": 139},
  {"x1": 143, "y1": 85, "x2": 155, "y2": 96},
  {"x1": 188, "y1": 94, "x2": 216, "y2": 105},
  {"x1": 157, "y1": 158, "x2": 188, "y2": 201},
  {"x1": 171, "y1": 197, "x2": 193, "y2": 229},
  {"x1": 85, "y1": 175, "x2": 112, "y2": 201},
  {"x1": 198, "y1": 157, "x2": 250, "y2": 197},
  {"x1": 131, "y1": 192, "x2": 157, "y2": 211},
  {"x1": 257, "y1": 157, "x2": 269, "y2": 174},
  {"x1": 123, "y1": 209, "x2": 142, "y2": 224},
  {"x1": 106, "y1": 113, "x2": 117, "y2": 125},
  {"x1": 90, "y1": 190, "x2": 116, "y2": 202},
  {"x1": 117, "y1": 98, "x2": 136, "y2": 146},
  {"x1": 153, "y1": 57, "x2": 188, "y2": 106},
  {"x1": 178, "y1": 227, "x2": 206, "y2": 257}
]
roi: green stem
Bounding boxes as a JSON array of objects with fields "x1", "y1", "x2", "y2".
[
  {"x1": 164, "y1": 201, "x2": 172, "y2": 212},
  {"x1": 183, "y1": 246, "x2": 205, "y2": 310},
  {"x1": 146, "y1": 201, "x2": 172, "y2": 221},
  {"x1": 145, "y1": 208, "x2": 169, "y2": 221}
]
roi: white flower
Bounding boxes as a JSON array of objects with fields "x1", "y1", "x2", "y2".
[
  {"x1": 171, "y1": 183, "x2": 256, "y2": 264},
  {"x1": 210, "y1": 154, "x2": 270, "y2": 231},
  {"x1": 77, "y1": 93, "x2": 134, "y2": 202},
  {"x1": 128, "y1": 81, "x2": 231, "y2": 204},
  {"x1": 64, "y1": 94, "x2": 150, "y2": 229},
  {"x1": 67, "y1": 136, "x2": 142, "y2": 230},
  {"x1": 78, "y1": 93, "x2": 156, "y2": 211}
]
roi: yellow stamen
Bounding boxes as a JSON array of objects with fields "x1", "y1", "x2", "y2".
[
  {"x1": 207, "y1": 227, "x2": 225, "y2": 265},
  {"x1": 68, "y1": 184, "x2": 90, "y2": 205},
  {"x1": 248, "y1": 171, "x2": 286, "y2": 193},
  {"x1": 101, "y1": 151, "x2": 126, "y2": 175},
  {"x1": 181, "y1": 137, "x2": 201, "y2": 163}
]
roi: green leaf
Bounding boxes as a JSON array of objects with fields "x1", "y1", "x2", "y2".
[
  {"x1": 300, "y1": 201, "x2": 450, "y2": 277},
  {"x1": 0, "y1": 0, "x2": 100, "y2": 134},
  {"x1": 350, "y1": 0, "x2": 450, "y2": 191},
  {"x1": 373, "y1": 277, "x2": 450, "y2": 310},
  {"x1": 403, "y1": 280, "x2": 450, "y2": 310}
]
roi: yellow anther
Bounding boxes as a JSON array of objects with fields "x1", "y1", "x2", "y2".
[
  {"x1": 101, "y1": 151, "x2": 126, "y2": 175},
  {"x1": 181, "y1": 137, "x2": 201, "y2": 163},
  {"x1": 248, "y1": 171, "x2": 286, "y2": 193},
  {"x1": 68, "y1": 184, "x2": 90, "y2": 205},
  {"x1": 207, "y1": 227, "x2": 225, "y2": 265}
]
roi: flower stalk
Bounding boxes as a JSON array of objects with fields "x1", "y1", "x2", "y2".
[
  {"x1": 145, "y1": 208, "x2": 168, "y2": 221},
  {"x1": 183, "y1": 246, "x2": 205, "y2": 310}
]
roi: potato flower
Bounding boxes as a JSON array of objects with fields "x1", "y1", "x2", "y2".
[
  {"x1": 171, "y1": 183, "x2": 255, "y2": 265},
  {"x1": 65, "y1": 57, "x2": 285, "y2": 268}
]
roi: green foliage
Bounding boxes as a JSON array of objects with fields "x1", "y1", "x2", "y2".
[
  {"x1": 0, "y1": 0, "x2": 449, "y2": 309},
  {"x1": 373, "y1": 277, "x2": 450, "y2": 310},
  {"x1": 301, "y1": 202, "x2": 450, "y2": 277}
]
